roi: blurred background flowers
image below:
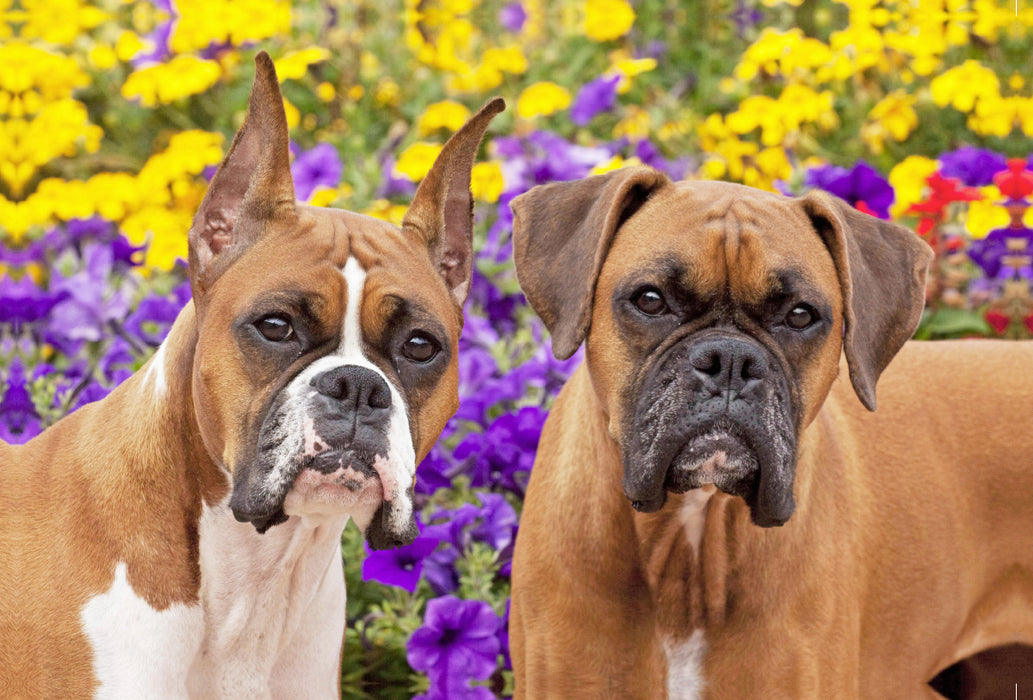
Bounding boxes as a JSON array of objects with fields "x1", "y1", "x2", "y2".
[{"x1": 1, "y1": 0, "x2": 1032, "y2": 696}]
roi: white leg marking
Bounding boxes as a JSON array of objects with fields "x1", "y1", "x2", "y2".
[
  {"x1": 80, "y1": 563, "x2": 203, "y2": 699},
  {"x1": 665, "y1": 629, "x2": 707, "y2": 700}
]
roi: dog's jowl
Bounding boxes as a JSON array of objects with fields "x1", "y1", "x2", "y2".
[
  {"x1": 0, "y1": 54, "x2": 502, "y2": 697},
  {"x1": 508, "y1": 166, "x2": 1033, "y2": 699}
]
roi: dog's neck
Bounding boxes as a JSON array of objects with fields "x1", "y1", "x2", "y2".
[{"x1": 105, "y1": 303, "x2": 350, "y2": 694}]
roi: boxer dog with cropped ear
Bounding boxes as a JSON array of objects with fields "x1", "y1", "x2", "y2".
[
  {"x1": 508, "y1": 166, "x2": 1033, "y2": 699},
  {"x1": 0, "y1": 53, "x2": 503, "y2": 697}
]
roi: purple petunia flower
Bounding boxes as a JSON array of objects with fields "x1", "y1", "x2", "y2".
[
  {"x1": 939, "y1": 146, "x2": 1007, "y2": 188},
  {"x1": 498, "y1": 2, "x2": 526, "y2": 32},
  {"x1": 633, "y1": 139, "x2": 694, "y2": 180},
  {"x1": 407, "y1": 596, "x2": 501, "y2": 696},
  {"x1": 804, "y1": 161, "x2": 894, "y2": 219},
  {"x1": 453, "y1": 406, "x2": 547, "y2": 495},
  {"x1": 362, "y1": 534, "x2": 441, "y2": 592},
  {"x1": 729, "y1": 0, "x2": 763, "y2": 37},
  {"x1": 571, "y1": 74, "x2": 621, "y2": 126},
  {"x1": 0, "y1": 276, "x2": 71, "y2": 334},
  {"x1": 968, "y1": 224, "x2": 1033, "y2": 280},
  {"x1": 292, "y1": 143, "x2": 343, "y2": 201},
  {"x1": 416, "y1": 447, "x2": 455, "y2": 496},
  {"x1": 0, "y1": 360, "x2": 42, "y2": 444},
  {"x1": 47, "y1": 242, "x2": 131, "y2": 343}
]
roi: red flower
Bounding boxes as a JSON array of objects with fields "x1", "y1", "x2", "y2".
[
  {"x1": 985, "y1": 310, "x2": 1010, "y2": 334},
  {"x1": 993, "y1": 158, "x2": 1033, "y2": 202},
  {"x1": 909, "y1": 172, "x2": 983, "y2": 216}
]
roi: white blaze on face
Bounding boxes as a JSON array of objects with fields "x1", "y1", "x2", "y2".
[{"x1": 266, "y1": 257, "x2": 416, "y2": 530}]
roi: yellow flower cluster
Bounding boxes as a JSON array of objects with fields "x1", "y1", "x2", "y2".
[
  {"x1": 697, "y1": 114, "x2": 792, "y2": 191},
  {"x1": 404, "y1": 0, "x2": 532, "y2": 93},
  {"x1": 931, "y1": 62, "x2": 1033, "y2": 137},
  {"x1": 169, "y1": 0, "x2": 290, "y2": 54},
  {"x1": 2, "y1": 131, "x2": 225, "y2": 268},
  {"x1": 122, "y1": 56, "x2": 222, "y2": 107},
  {"x1": 0, "y1": 43, "x2": 101, "y2": 196}
]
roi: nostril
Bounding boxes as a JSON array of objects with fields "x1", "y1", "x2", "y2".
[
  {"x1": 367, "y1": 382, "x2": 391, "y2": 410},
  {"x1": 691, "y1": 350, "x2": 722, "y2": 377},
  {"x1": 740, "y1": 358, "x2": 753, "y2": 381}
]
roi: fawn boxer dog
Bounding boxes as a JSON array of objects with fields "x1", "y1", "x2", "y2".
[
  {"x1": 0, "y1": 54, "x2": 503, "y2": 697},
  {"x1": 508, "y1": 166, "x2": 1033, "y2": 698}
]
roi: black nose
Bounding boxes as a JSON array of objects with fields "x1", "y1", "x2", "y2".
[
  {"x1": 311, "y1": 365, "x2": 392, "y2": 411},
  {"x1": 688, "y1": 336, "x2": 769, "y2": 396}
]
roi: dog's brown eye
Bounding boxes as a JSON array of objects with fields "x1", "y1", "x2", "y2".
[
  {"x1": 401, "y1": 332, "x2": 440, "y2": 363},
  {"x1": 255, "y1": 315, "x2": 294, "y2": 342},
  {"x1": 632, "y1": 288, "x2": 668, "y2": 316},
  {"x1": 786, "y1": 305, "x2": 816, "y2": 330}
]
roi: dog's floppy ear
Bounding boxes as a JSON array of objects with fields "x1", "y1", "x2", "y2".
[
  {"x1": 188, "y1": 51, "x2": 296, "y2": 299},
  {"x1": 403, "y1": 98, "x2": 506, "y2": 306},
  {"x1": 799, "y1": 190, "x2": 932, "y2": 411},
  {"x1": 511, "y1": 166, "x2": 671, "y2": 359}
]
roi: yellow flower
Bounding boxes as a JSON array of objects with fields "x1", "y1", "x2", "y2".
[
  {"x1": 930, "y1": 61, "x2": 1000, "y2": 113},
  {"x1": 418, "y1": 101, "x2": 472, "y2": 135},
  {"x1": 483, "y1": 46, "x2": 528, "y2": 75},
  {"x1": 755, "y1": 147, "x2": 791, "y2": 181},
  {"x1": 862, "y1": 90, "x2": 918, "y2": 154},
  {"x1": 115, "y1": 32, "x2": 144, "y2": 62},
  {"x1": 363, "y1": 199, "x2": 408, "y2": 225},
  {"x1": 376, "y1": 79, "x2": 401, "y2": 107},
  {"x1": 316, "y1": 82, "x2": 336, "y2": 102},
  {"x1": 966, "y1": 95, "x2": 1033, "y2": 137},
  {"x1": 274, "y1": 48, "x2": 330, "y2": 81},
  {"x1": 395, "y1": 142, "x2": 444, "y2": 181},
  {"x1": 590, "y1": 155, "x2": 643, "y2": 175},
  {"x1": 470, "y1": 162, "x2": 504, "y2": 202},
  {"x1": 584, "y1": 0, "x2": 635, "y2": 41},
  {"x1": 608, "y1": 51, "x2": 657, "y2": 93},
  {"x1": 20, "y1": 0, "x2": 107, "y2": 45},
  {"x1": 613, "y1": 106, "x2": 650, "y2": 140},
  {"x1": 122, "y1": 56, "x2": 222, "y2": 106},
  {"x1": 516, "y1": 82, "x2": 571, "y2": 118},
  {"x1": 964, "y1": 186, "x2": 1010, "y2": 239},
  {"x1": 888, "y1": 155, "x2": 939, "y2": 218},
  {"x1": 170, "y1": 0, "x2": 290, "y2": 54},
  {"x1": 0, "y1": 42, "x2": 89, "y2": 102}
]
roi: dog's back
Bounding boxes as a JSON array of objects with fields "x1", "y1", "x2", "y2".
[{"x1": 819, "y1": 339, "x2": 1033, "y2": 686}]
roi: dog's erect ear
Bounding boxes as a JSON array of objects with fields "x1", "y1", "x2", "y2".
[
  {"x1": 511, "y1": 166, "x2": 671, "y2": 360},
  {"x1": 800, "y1": 190, "x2": 932, "y2": 411},
  {"x1": 188, "y1": 51, "x2": 296, "y2": 299},
  {"x1": 402, "y1": 98, "x2": 505, "y2": 306}
]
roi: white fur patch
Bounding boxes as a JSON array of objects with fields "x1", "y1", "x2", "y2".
[
  {"x1": 665, "y1": 630, "x2": 707, "y2": 700},
  {"x1": 143, "y1": 342, "x2": 167, "y2": 398},
  {"x1": 187, "y1": 499, "x2": 348, "y2": 698},
  {"x1": 80, "y1": 563, "x2": 203, "y2": 699},
  {"x1": 679, "y1": 486, "x2": 715, "y2": 555}
]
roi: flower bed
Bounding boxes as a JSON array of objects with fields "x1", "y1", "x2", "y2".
[{"x1": 1, "y1": 0, "x2": 1032, "y2": 696}]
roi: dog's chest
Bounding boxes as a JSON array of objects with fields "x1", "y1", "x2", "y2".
[
  {"x1": 80, "y1": 563, "x2": 204, "y2": 698},
  {"x1": 80, "y1": 502, "x2": 349, "y2": 698}
]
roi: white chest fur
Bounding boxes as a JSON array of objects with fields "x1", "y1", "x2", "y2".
[
  {"x1": 80, "y1": 563, "x2": 204, "y2": 699},
  {"x1": 80, "y1": 502, "x2": 350, "y2": 699},
  {"x1": 665, "y1": 630, "x2": 707, "y2": 700}
]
